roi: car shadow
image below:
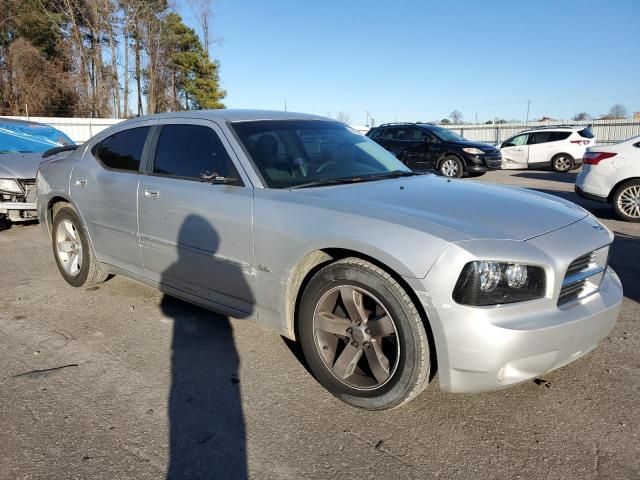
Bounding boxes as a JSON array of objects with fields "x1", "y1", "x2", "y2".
[
  {"x1": 160, "y1": 214, "x2": 252, "y2": 479},
  {"x1": 610, "y1": 232, "x2": 640, "y2": 304},
  {"x1": 513, "y1": 171, "x2": 578, "y2": 184}
]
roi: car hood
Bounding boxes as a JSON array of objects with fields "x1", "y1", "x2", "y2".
[
  {"x1": 292, "y1": 175, "x2": 588, "y2": 241},
  {"x1": 449, "y1": 140, "x2": 499, "y2": 152},
  {"x1": 0, "y1": 153, "x2": 43, "y2": 179}
]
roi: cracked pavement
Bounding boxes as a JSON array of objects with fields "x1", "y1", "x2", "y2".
[{"x1": 1, "y1": 169, "x2": 639, "y2": 479}]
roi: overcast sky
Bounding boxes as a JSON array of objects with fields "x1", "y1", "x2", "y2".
[{"x1": 179, "y1": 0, "x2": 640, "y2": 125}]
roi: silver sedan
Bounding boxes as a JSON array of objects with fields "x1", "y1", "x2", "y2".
[{"x1": 36, "y1": 110, "x2": 623, "y2": 409}]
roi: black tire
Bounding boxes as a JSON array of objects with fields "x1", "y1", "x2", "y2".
[
  {"x1": 612, "y1": 179, "x2": 640, "y2": 222},
  {"x1": 438, "y1": 155, "x2": 464, "y2": 178},
  {"x1": 551, "y1": 153, "x2": 574, "y2": 173},
  {"x1": 51, "y1": 205, "x2": 108, "y2": 287},
  {"x1": 298, "y1": 257, "x2": 431, "y2": 410}
]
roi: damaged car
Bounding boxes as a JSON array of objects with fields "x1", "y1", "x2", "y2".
[{"x1": 0, "y1": 118, "x2": 75, "y2": 225}]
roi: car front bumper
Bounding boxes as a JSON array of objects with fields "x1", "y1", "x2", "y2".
[
  {"x1": 431, "y1": 268, "x2": 620, "y2": 393},
  {"x1": 405, "y1": 216, "x2": 623, "y2": 393},
  {"x1": 465, "y1": 154, "x2": 503, "y2": 172}
]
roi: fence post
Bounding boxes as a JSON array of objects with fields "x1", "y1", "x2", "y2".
[{"x1": 89, "y1": 121, "x2": 93, "y2": 139}]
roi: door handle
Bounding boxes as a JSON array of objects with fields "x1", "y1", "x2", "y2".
[
  {"x1": 144, "y1": 187, "x2": 160, "y2": 199},
  {"x1": 75, "y1": 177, "x2": 87, "y2": 186}
]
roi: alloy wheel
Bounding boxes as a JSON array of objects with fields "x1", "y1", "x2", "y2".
[
  {"x1": 55, "y1": 219, "x2": 83, "y2": 276},
  {"x1": 441, "y1": 159, "x2": 459, "y2": 177},
  {"x1": 312, "y1": 285, "x2": 400, "y2": 390},
  {"x1": 554, "y1": 156, "x2": 571, "y2": 171},
  {"x1": 617, "y1": 185, "x2": 640, "y2": 219}
]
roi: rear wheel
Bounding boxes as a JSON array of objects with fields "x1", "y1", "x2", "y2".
[
  {"x1": 612, "y1": 180, "x2": 640, "y2": 222},
  {"x1": 439, "y1": 155, "x2": 464, "y2": 178},
  {"x1": 52, "y1": 206, "x2": 108, "y2": 287},
  {"x1": 551, "y1": 153, "x2": 574, "y2": 173},
  {"x1": 298, "y1": 258, "x2": 431, "y2": 410}
]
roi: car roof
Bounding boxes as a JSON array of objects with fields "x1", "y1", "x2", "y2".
[
  {"x1": 119, "y1": 109, "x2": 334, "y2": 125},
  {"x1": 520, "y1": 125, "x2": 585, "y2": 133},
  {"x1": 0, "y1": 117, "x2": 46, "y2": 127}
]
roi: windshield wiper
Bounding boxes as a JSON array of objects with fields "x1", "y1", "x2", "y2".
[
  {"x1": 289, "y1": 170, "x2": 422, "y2": 190},
  {"x1": 362, "y1": 170, "x2": 423, "y2": 180},
  {"x1": 289, "y1": 177, "x2": 366, "y2": 189}
]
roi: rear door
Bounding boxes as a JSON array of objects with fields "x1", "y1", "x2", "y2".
[
  {"x1": 500, "y1": 133, "x2": 529, "y2": 168},
  {"x1": 70, "y1": 122, "x2": 154, "y2": 275},
  {"x1": 138, "y1": 119, "x2": 255, "y2": 314},
  {"x1": 527, "y1": 131, "x2": 553, "y2": 166},
  {"x1": 403, "y1": 127, "x2": 435, "y2": 170},
  {"x1": 526, "y1": 131, "x2": 572, "y2": 166}
]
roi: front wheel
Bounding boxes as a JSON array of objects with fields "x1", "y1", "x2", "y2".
[
  {"x1": 551, "y1": 153, "x2": 574, "y2": 173},
  {"x1": 298, "y1": 258, "x2": 431, "y2": 410},
  {"x1": 612, "y1": 180, "x2": 640, "y2": 222},
  {"x1": 439, "y1": 156, "x2": 464, "y2": 178},
  {"x1": 52, "y1": 205, "x2": 108, "y2": 287}
]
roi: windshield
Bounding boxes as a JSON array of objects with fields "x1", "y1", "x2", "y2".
[
  {"x1": 426, "y1": 126, "x2": 467, "y2": 142},
  {"x1": 0, "y1": 121, "x2": 74, "y2": 154},
  {"x1": 232, "y1": 120, "x2": 412, "y2": 188}
]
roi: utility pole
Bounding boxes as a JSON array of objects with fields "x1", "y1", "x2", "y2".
[
  {"x1": 525, "y1": 100, "x2": 530, "y2": 124},
  {"x1": 284, "y1": 99, "x2": 287, "y2": 112},
  {"x1": 475, "y1": 112, "x2": 478, "y2": 124}
]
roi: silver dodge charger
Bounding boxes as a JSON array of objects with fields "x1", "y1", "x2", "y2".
[{"x1": 36, "y1": 110, "x2": 623, "y2": 410}]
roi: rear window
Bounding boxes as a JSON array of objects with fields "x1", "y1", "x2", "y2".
[
  {"x1": 93, "y1": 127, "x2": 149, "y2": 172},
  {"x1": 549, "y1": 131, "x2": 571, "y2": 141},
  {"x1": 578, "y1": 127, "x2": 594, "y2": 139}
]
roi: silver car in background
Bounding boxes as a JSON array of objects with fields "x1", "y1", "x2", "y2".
[
  {"x1": 36, "y1": 110, "x2": 623, "y2": 410},
  {"x1": 0, "y1": 118, "x2": 75, "y2": 224}
]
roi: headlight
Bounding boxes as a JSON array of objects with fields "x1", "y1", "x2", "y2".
[
  {"x1": 462, "y1": 147, "x2": 485, "y2": 155},
  {"x1": 0, "y1": 178, "x2": 23, "y2": 194},
  {"x1": 453, "y1": 261, "x2": 546, "y2": 306}
]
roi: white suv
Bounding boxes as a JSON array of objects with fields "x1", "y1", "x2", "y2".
[
  {"x1": 498, "y1": 126, "x2": 595, "y2": 172},
  {"x1": 576, "y1": 136, "x2": 640, "y2": 222}
]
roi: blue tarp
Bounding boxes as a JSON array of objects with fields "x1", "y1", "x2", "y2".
[{"x1": 0, "y1": 120, "x2": 75, "y2": 154}]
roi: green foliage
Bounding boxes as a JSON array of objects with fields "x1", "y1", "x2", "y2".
[{"x1": 161, "y1": 12, "x2": 225, "y2": 110}]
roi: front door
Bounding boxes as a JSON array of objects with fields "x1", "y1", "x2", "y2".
[
  {"x1": 138, "y1": 120, "x2": 255, "y2": 315},
  {"x1": 500, "y1": 133, "x2": 529, "y2": 169}
]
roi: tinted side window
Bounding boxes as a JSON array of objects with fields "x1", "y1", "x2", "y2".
[
  {"x1": 93, "y1": 127, "x2": 150, "y2": 171},
  {"x1": 549, "y1": 131, "x2": 571, "y2": 141},
  {"x1": 409, "y1": 128, "x2": 430, "y2": 140},
  {"x1": 529, "y1": 132, "x2": 553, "y2": 144},
  {"x1": 368, "y1": 128, "x2": 382, "y2": 139},
  {"x1": 153, "y1": 124, "x2": 239, "y2": 181},
  {"x1": 382, "y1": 128, "x2": 396, "y2": 139}
]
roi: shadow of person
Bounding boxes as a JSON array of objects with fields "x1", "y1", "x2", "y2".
[{"x1": 161, "y1": 215, "x2": 253, "y2": 479}]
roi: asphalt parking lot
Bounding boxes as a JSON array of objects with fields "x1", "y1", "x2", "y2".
[{"x1": 1, "y1": 169, "x2": 638, "y2": 480}]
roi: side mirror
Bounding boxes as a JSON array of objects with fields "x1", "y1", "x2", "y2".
[{"x1": 502, "y1": 142, "x2": 513, "y2": 148}]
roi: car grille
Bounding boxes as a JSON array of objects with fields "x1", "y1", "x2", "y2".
[
  {"x1": 558, "y1": 246, "x2": 609, "y2": 306},
  {"x1": 18, "y1": 179, "x2": 37, "y2": 203}
]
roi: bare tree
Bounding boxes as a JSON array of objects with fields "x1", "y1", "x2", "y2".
[
  {"x1": 449, "y1": 110, "x2": 463, "y2": 124},
  {"x1": 336, "y1": 111, "x2": 352, "y2": 123},
  {"x1": 608, "y1": 104, "x2": 627, "y2": 118},
  {"x1": 189, "y1": 0, "x2": 214, "y2": 53},
  {"x1": 572, "y1": 112, "x2": 590, "y2": 121}
]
